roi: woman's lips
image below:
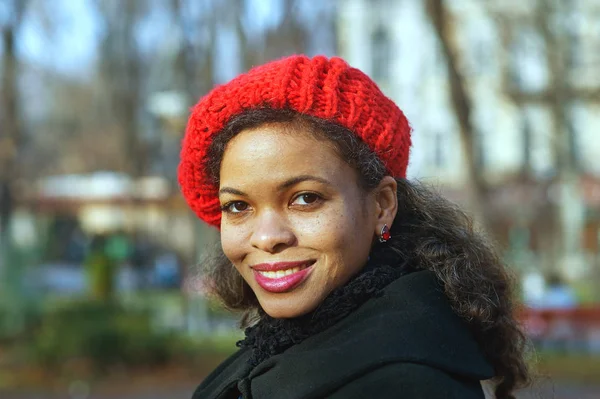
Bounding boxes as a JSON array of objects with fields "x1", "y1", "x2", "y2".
[{"x1": 252, "y1": 261, "x2": 315, "y2": 293}]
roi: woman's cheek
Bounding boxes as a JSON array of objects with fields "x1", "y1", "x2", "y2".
[
  {"x1": 291, "y1": 212, "x2": 333, "y2": 242},
  {"x1": 220, "y1": 224, "x2": 249, "y2": 262},
  {"x1": 293, "y1": 209, "x2": 347, "y2": 247}
]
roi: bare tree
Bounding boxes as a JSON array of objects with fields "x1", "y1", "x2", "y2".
[
  {"x1": 0, "y1": 0, "x2": 28, "y2": 269},
  {"x1": 534, "y1": 0, "x2": 577, "y2": 274},
  {"x1": 95, "y1": 0, "x2": 149, "y2": 177},
  {"x1": 490, "y1": 0, "x2": 591, "y2": 275},
  {"x1": 171, "y1": 0, "x2": 218, "y2": 101},
  {"x1": 425, "y1": 0, "x2": 494, "y2": 235}
]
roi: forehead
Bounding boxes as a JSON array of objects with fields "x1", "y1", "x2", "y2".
[{"x1": 219, "y1": 123, "x2": 355, "y2": 187}]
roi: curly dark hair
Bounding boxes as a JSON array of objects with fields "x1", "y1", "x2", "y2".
[{"x1": 200, "y1": 107, "x2": 531, "y2": 399}]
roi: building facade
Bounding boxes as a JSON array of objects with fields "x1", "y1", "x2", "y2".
[{"x1": 337, "y1": 0, "x2": 600, "y2": 283}]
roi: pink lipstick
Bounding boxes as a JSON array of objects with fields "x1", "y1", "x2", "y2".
[{"x1": 251, "y1": 261, "x2": 315, "y2": 293}]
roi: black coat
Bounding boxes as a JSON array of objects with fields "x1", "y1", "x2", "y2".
[{"x1": 192, "y1": 270, "x2": 495, "y2": 399}]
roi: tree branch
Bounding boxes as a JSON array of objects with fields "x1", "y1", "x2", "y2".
[{"x1": 425, "y1": 0, "x2": 493, "y2": 233}]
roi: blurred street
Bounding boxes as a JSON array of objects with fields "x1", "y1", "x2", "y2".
[
  {"x1": 3, "y1": 381, "x2": 600, "y2": 399},
  {"x1": 518, "y1": 382, "x2": 600, "y2": 399}
]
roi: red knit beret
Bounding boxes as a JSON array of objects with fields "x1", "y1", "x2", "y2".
[{"x1": 178, "y1": 54, "x2": 412, "y2": 228}]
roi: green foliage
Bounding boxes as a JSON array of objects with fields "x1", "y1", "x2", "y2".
[
  {"x1": 31, "y1": 300, "x2": 184, "y2": 371},
  {"x1": 0, "y1": 241, "x2": 43, "y2": 341},
  {"x1": 533, "y1": 352, "x2": 600, "y2": 383},
  {"x1": 85, "y1": 250, "x2": 117, "y2": 301}
]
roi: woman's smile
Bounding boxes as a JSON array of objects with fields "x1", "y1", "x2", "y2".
[{"x1": 251, "y1": 260, "x2": 316, "y2": 293}]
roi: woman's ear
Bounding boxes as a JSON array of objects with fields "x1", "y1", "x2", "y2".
[{"x1": 374, "y1": 176, "x2": 398, "y2": 233}]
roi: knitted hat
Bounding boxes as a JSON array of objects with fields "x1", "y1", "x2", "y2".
[{"x1": 178, "y1": 54, "x2": 412, "y2": 228}]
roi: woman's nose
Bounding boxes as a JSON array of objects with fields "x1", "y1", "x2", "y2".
[{"x1": 250, "y1": 211, "x2": 296, "y2": 253}]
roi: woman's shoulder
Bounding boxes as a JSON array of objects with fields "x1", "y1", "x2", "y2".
[
  {"x1": 191, "y1": 271, "x2": 494, "y2": 398},
  {"x1": 229, "y1": 270, "x2": 492, "y2": 398},
  {"x1": 287, "y1": 270, "x2": 495, "y2": 379},
  {"x1": 327, "y1": 362, "x2": 488, "y2": 399}
]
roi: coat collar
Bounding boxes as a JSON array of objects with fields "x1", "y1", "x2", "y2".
[
  {"x1": 193, "y1": 270, "x2": 494, "y2": 399},
  {"x1": 238, "y1": 259, "x2": 413, "y2": 367}
]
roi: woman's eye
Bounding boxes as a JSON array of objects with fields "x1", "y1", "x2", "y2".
[
  {"x1": 292, "y1": 193, "x2": 321, "y2": 206},
  {"x1": 223, "y1": 201, "x2": 249, "y2": 213}
]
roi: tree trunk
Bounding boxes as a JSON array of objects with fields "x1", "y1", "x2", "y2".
[
  {"x1": 0, "y1": 1, "x2": 27, "y2": 335},
  {"x1": 1, "y1": 23, "x2": 18, "y2": 240},
  {"x1": 425, "y1": 0, "x2": 494, "y2": 236},
  {"x1": 535, "y1": 0, "x2": 583, "y2": 276},
  {"x1": 97, "y1": 0, "x2": 146, "y2": 177},
  {"x1": 1, "y1": 1, "x2": 26, "y2": 268}
]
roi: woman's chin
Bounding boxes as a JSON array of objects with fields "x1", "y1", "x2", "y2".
[{"x1": 259, "y1": 296, "x2": 320, "y2": 319}]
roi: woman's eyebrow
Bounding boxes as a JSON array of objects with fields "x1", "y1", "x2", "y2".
[
  {"x1": 278, "y1": 175, "x2": 332, "y2": 191},
  {"x1": 219, "y1": 175, "x2": 331, "y2": 197},
  {"x1": 219, "y1": 187, "x2": 247, "y2": 197}
]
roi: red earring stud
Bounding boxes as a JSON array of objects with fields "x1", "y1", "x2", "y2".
[{"x1": 379, "y1": 224, "x2": 391, "y2": 243}]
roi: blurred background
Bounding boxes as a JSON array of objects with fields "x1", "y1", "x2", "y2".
[{"x1": 0, "y1": 0, "x2": 599, "y2": 398}]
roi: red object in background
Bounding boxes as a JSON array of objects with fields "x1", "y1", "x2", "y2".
[{"x1": 518, "y1": 306, "x2": 600, "y2": 350}]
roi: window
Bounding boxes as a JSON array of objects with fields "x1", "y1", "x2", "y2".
[
  {"x1": 509, "y1": 27, "x2": 548, "y2": 92},
  {"x1": 508, "y1": 39, "x2": 523, "y2": 89},
  {"x1": 371, "y1": 26, "x2": 391, "y2": 81},
  {"x1": 522, "y1": 114, "x2": 532, "y2": 173},
  {"x1": 473, "y1": 40, "x2": 490, "y2": 75},
  {"x1": 474, "y1": 130, "x2": 486, "y2": 170},
  {"x1": 567, "y1": 116, "x2": 580, "y2": 171},
  {"x1": 566, "y1": 10, "x2": 582, "y2": 70},
  {"x1": 433, "y1": 132, "x2": 445, "y2": 168},
  {"x1": 566, "y1": 28, "x2": 580, "y2": 69}
]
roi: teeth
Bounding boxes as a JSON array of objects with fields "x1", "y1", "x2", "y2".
[{"x1": 258, "y1": 266, "x2": 306, "y2": 279}]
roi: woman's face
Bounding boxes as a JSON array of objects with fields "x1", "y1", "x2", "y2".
[{"x1": 218, "y1": 123, "x2": 381, "y2": 318}]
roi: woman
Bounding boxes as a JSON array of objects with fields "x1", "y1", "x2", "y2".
[{"x1": 179, "y1": 55, "x2": 530, "y2": 399}]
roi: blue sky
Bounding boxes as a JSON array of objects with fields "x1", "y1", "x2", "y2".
[
  {"x1": 11, "y1": 0, "x2": 290, "y2": 81},
  {"x1": 17, "y1": 0, "x2": 99, "y2": 78}
]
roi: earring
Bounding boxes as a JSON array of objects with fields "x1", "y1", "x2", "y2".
[{"x1": 379, "y1": 224, "x2": 391, "y2": 243}]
